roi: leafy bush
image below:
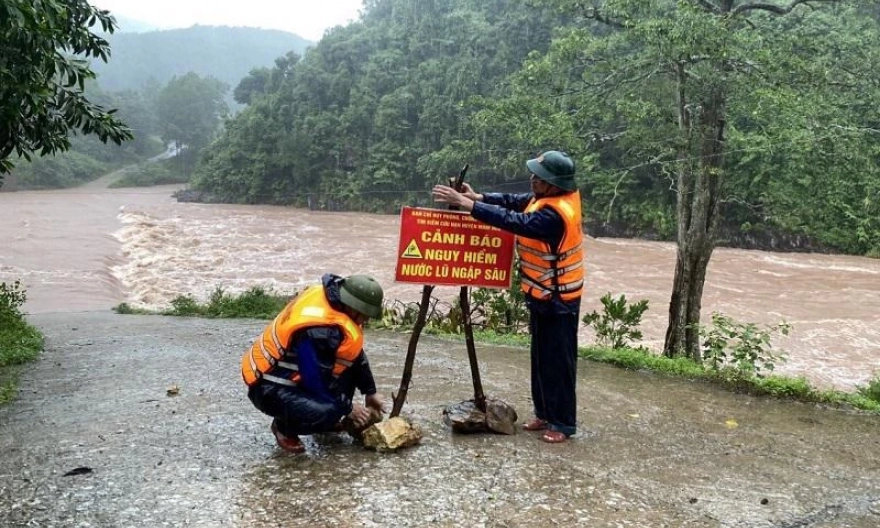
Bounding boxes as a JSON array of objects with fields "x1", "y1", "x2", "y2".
[
  {"x1": 0, "y1": 280, "x2": 27, "y2": 322},
  {"x1": 469, "y1": 278, "x2": 528, "y2": 334},
  {"x1": 162, "y1": 286, "x2": 291, "y2": 319},
  {"x1": 381, "y1": 297, "x2": 457, "y2": 333},
  {"x1": 0, "y1": 281, "x2": 43, "y2": 404},
  {"x1": 582, "y1": 292, "x2": 649, "y2": 348},
  {"x1": 168, "y1": 295, "x2": 203, "y2": 316},
  {"x1": 697, "y1": 312, "x2": 790, "y2": 380},
  {"x1": 857, "y1": 372, "x2": 880, "y2": 403}
]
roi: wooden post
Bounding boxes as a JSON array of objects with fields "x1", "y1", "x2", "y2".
[
  {"x1": 460, "y1": 286, "x2": 486, "y2": 412},
  {"x1": 390, "y1": 285, "x2": 434, "y2": 417}
]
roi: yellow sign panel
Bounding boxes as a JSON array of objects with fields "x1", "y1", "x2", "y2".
[{"x1": 401, "y1": 239, "x2": 423, "y2": 259}]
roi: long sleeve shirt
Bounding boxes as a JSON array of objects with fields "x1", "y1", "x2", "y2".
[{"x1": 285, "y1": 326, "x2": 377, "y2": 415}]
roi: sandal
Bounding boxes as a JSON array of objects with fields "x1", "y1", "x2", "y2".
[
  {"x1": 271, "y1": 420, "x2": 306, "y2": 454},
  {"x1": 523, "y1": 418, "x2": 549, "y2": 431},
  {"x1": 541, "y1": 430, "x2": 569, "y2": 444}
]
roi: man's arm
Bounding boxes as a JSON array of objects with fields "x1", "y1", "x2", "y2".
[
  {"x1": 480, "y1": 192, "x2": 533, "y2": 212},
  {"x1": 471, "y1": 202, "x2": 565, "y2": 243}
]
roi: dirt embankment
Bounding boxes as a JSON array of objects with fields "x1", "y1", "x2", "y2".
[{"x1": 1, "y1": 312, "x2": 878, "y2": 527}]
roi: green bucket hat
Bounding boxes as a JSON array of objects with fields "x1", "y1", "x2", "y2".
[
  {"x1": 526, "y1": 150, "x2": 577, "y2": 191},
  {"x1": 339, "y1": 275, "x2": 384, "y2": 319}
]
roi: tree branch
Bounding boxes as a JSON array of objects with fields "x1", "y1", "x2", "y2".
[
  {"x1": 581, "y1": 6, "x2": 627, "y2": 28},
  {"x1": 731, "y1": 0, "x2": 838, "y2": 17},
  {"x1": 690, "y1": 0, "x2": 722, "y2": 14},
  {"x1": 604, "y1": 154, "x2": 668, "y2": 224}
]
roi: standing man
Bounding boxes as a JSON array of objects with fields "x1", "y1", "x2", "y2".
[
  {"x1": 242, "y1": 273, "x2": 386, "y2": 453},
  {"x1": 432, "y1": 151, "x2": 584, "y2": 443}
]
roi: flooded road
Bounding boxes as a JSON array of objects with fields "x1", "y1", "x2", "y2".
[
  {"x1": 0, "y1": 312, "x2": 877, "y2": 527},
  {"x1": 1, "y1": 185, "x2": 878, "y2": 390}
]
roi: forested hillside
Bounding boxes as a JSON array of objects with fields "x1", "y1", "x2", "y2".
[
  {"x1": 191, "y1": 0, "x2": 880, "y2": 256},
  {"x1": 10, "y1": 24, "x2": 311, "y2": 189},
  {"x1": 90, "y1": 25, "x2": 312, "y2": 93}
]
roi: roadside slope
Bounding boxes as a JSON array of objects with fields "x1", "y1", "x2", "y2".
[{"x1": 1, "y1": 312, "x2": 878, "y2": 527}]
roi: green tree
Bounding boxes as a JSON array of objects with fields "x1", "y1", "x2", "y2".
[
  {"x1": 0, "y1": 0, "x2": 132, "y2": 184},
  {"x1": 499, "y1": 0, "x2": 868, "y2": 361},
  {"x1": 156, "y1": 72, "x2": 228, "y2": 174}
]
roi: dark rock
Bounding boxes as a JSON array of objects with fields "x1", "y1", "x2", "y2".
[
  {"x1": 443, "y1": 400, "x2": 488, "y2": 434},
  {"x1": 443, "y1": 398, "x2": 518, "y2": 435}
]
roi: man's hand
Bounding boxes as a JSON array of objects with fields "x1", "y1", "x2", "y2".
[
  {"x1": 364, "y1": 393, "x2": 386, "y2": 416},
  {"x1": 432, "y1": 184, "x2": 476, "y2": 212},
  {"x1": 457, "y1": 182, "x2": 480, "y2": 202},
  {"x1": 348, "y1": 403, "x2": 371, "y2": 428}
]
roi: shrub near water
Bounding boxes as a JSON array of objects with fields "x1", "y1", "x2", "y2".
[
  {"x1": 165, "y1": 286, "x2": 292, "y2": 319},
  {"x1": 582, "y1": 292, "x2": 649, "y2": 349},
  {"x1": 0, "y1": 281, "x2": 44, "y2": 404}
]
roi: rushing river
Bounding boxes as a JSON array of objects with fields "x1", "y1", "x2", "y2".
[{"x1": 1, "y1": 183, "x2": 878, "y2": 391}]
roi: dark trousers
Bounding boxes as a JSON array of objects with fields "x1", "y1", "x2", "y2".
[
  {"x1": 529, "y1": 308, "x2": 579, "y2": 436},
  {"x1": 248, "y1": 381, "x2": 353, "y2": 437}
]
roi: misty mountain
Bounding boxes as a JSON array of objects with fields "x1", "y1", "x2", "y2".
[
  {"x1": 91, "y1": 25, "x2": 312, "y2": 93},
  {"x1": 110, "y1": 15, "x2": 161, "y2": 33}
]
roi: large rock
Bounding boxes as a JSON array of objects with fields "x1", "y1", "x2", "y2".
[
  {"x1": 485, "y1": 398, "x2": 518, "y2": 435},
  {"x1": 362, "y1": 417, "x2": 422, "y2": 451},
  {"x1": 443, "y1": 400, "x2": 488, "y2": 434},
  {"x1": 443, "y1": 398, "x2": 518, "y2": 435}
]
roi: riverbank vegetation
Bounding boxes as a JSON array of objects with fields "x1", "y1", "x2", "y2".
[
  {"x1": 115, "y1": 286, "x2": 880, "y2": 414},
  {"x1": 0, "y1": 282, "x2": 44, "y2": 404},
  {"x1": 190, "y1": 1, "x2": 880, "y2": 260},
  {"x1": 114, "y1": 286, "x2": 290, "y2": 319}
]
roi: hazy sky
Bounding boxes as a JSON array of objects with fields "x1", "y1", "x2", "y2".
[{"x1": 93, "y1": 0, "x2": 364, "y2": 41}]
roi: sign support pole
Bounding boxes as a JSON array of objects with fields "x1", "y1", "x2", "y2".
[
  {"x1": 391, "y1": 164, "x2": 507, "y2": 417},
  {"x1": 390, "y1": 284, "x2": 434, "y2": 418}
]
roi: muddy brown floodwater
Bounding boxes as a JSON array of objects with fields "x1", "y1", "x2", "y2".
[
  {"x1": 1, "y1": 184, "x2": 878, "y2": 391},
  {"x1": 0, "y1": 313, "x2": 878, "y2": 527}
]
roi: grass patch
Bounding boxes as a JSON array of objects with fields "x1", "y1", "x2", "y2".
[
  {"x1": 0, "y1": 281, "x2": 44, "y2": 405},
  {"x1": 114, "y1": 286, "x2": 293, "y2": 319},
  {"x1": 579, "y1": 345, "x2": 880, "y2": 413}
]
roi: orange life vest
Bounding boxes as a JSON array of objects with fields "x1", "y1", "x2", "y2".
[
  {"x1": 241, "y1": 285, "x2": 364, "y2": 387},
  {"x1": 516, "y1": 191, "x2": 585, "y2": 301}
]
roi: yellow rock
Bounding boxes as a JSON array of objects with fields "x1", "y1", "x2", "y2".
[{"x1": 362, "y1": 417, "x2": 422, "y2": 451}]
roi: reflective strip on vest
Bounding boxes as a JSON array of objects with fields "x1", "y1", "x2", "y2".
[
  {"x1": 270, "y1": 320, "x2": 284, "y2": 351},
  {"x1": 516, "y1": 243, "x2": 557, "y2": 261},
  {"x1": 276, "y1": 361, "x2": 299, "y2": 371},
  {"x1": 261, "y1": 373, "x2": 298, "y2": 387}
]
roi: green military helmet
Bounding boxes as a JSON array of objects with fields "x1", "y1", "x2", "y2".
[
  {"x1": 526, "y1": 150, "x2": 577, "y2": 191},
  {"x1": 339, "y1": 274, "x2": 384, "y2": 319}
]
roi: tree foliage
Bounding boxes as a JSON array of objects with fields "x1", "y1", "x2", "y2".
[
  {"x1": 0, "y1": 0, "x2": 132, "y2": 179},
  {"x1": 190, "y1": 0, "x2": 879, "y2": 264},
  {"x1": 192, "y1": 0, "x2": 563, "y2": 207},
  {"x1": 495, "y1": 0, "x2": 877, "y2": 359},
  {"x1": 156, "y1": 72, "x2": 228, "y2": 174}
]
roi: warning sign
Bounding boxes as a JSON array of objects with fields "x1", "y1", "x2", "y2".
[
  {"x1": 394, "y1": 206, "x2": 515, "y2": 289},
  {"x1": 401, "y1": 239, "x2": 423, "y2": 259}
]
